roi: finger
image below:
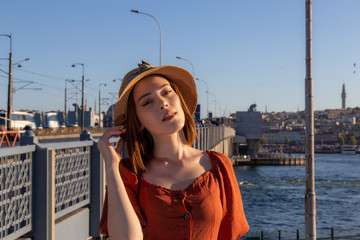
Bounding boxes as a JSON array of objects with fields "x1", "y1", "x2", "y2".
[
  {"x1": 115, "y1": 138, "x2": 125, "y2": 156},
  {"x1": 103, "y1": 127, "x2": 126, "y2": 139},
  {"x1": 111, "y1": 125, "x2": 125, "y2": 131}
]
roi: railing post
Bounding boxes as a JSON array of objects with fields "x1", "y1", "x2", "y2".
[
  {"x1": 21, "y1": 130, "x2": 55, "y2": 240},
  {"x1": 297, "y1": 229, "x2": 300, "y2": 240},
  {"x1": 33, "y1": 146, "x2": 55, "y2": 240},
  {"x1": 201, "y1": 128, "x2": 204, "y2": 150},
  {"x1": 20, "y1": 129, "x2": 38, "y2": 146},
  {"x1": 205, "y1": 127, "x2": 209, "y2": 150},
  {"x1": 195, "y1": 127, "x2": 199, "y2": 149},
  {"x1": 81, "y1": 130, "x2": 105, "y2": 237}
]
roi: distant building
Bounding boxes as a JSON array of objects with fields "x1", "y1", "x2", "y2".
[
  {"x1": 236, "y1": 105, "x2": 261, "y2": 157},
  {"x1": 262, "y1": 130, "x2": 303, "y2": 144},
  {"x1": 315, "y1": 132, "x2": 338, "y2": 145},
  {"x1": 236, "y1": 108, "x2": 261, "y2": 139},
  {"x1": 103, "y1": 104, "x2": 116, "y2": 127},
  {"x1": 68, "y1": 106, "x2": 99, "y2": 127}
]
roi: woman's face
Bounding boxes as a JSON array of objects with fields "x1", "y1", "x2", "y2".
[{"x1": 133, "y1": 75, "x2": 185, "y2": 137}]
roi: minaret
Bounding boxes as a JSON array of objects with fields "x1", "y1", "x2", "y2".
[{"x1": 341, "y1": 83, "x2": 346, "y2": 109}]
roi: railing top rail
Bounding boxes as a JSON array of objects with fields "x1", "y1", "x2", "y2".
[
  {"x1": 0, "y1": 144, "x2": 36, "y2": 156},
  {"x1": 40, "y1": 140, "x2": 93, "y2": 150}
]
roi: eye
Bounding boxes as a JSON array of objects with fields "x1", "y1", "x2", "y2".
[
  {"x1": 141, "y1": 99, "x2": 152, "y2": 107},
  {"x1": 163, "y1": 89, "x2": 173, "y2": 95}
]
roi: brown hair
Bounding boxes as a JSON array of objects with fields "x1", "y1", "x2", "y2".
[{"x1": 123, "y1": 75, "x2": 197, "y2": 175}]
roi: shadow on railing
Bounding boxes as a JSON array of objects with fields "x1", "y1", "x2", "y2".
[{"x1": 0, "y1": 126, "x2": 234, "y2": 240}]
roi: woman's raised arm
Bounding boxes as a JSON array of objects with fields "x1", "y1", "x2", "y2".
[{"x1": 98, "y1": 126, "x2": 143, "y2": 240}]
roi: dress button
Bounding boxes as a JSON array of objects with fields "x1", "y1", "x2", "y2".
[
  {"x1": 184, "y1": 213, "x2": 190, "y2": 220},
  {"x1": 176, "y1": 194, "x2": 185, "y2": 200}
]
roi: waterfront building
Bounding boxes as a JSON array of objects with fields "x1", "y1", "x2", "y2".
[
  {"x1": 236, "y1": 105, "x2": 261, "y2": 157},
  {"x1": 315, "y1": 132, "x2": 338, "y2": 145},
  {"x1": 262, "y1": 130, "x2": 303, "y2": 145},
  {"x1": 326, "y1": 109, "x2": 345, "y2": 119},
  {"x1": 261, "y1": 130, "x2": 278, "y2": 144}
]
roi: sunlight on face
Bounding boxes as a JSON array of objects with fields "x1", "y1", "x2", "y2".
[{"x1": 133, "y1": 75, "x2": 185, "y2": 137}]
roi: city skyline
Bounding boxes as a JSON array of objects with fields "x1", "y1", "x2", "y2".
[{"x1": 1, "y1": 0, "x2": 360, "y2": 119}]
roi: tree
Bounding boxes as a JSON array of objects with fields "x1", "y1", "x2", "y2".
[
  {"x1": 285, "y1": 136, "x2": 290, "y2": 145},
  {"x1": 339, "y1": 136, "x2": 345, "y2": 146},
  {"x1": 260, "y1": 136, "x2": 267, "y2": 145},
  {"x1": 349, "y1": 136, "x2": 357, "y2": 145}
]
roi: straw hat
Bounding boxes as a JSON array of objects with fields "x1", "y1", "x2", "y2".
[{"x1": 113, "y1": 61, "x2": 197, "y2": 126}]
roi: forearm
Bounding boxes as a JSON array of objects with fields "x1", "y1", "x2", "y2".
[{"x1": 105, "y1": 164, "x2": 143, "y2": 240}]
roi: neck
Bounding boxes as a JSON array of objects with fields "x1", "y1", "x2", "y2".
[{"x1": 152, "y1": 131, "x2": 189, "y2": 162}]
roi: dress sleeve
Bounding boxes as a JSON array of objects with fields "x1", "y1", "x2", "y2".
[
  {"x1": 212, "y1": 151, "x2": 250, "y2": 239},
  {"x1": 99, "y1": 159, "x2": 147, "y2": 235}
]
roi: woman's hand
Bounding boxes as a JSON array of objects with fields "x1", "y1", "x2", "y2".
[
  {"x1": 98, "y1": 125, "x2": 127, "y2": 167},
  {"x1": 98, "y1": 126, "x2": 143, "y2": 239}
]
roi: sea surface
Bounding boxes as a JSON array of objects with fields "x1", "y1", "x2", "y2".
[{"x1": 236, "y1": 153, "x2": 360, "y2": 240}]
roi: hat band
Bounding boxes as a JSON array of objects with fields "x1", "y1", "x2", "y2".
[{"x1": 119, "y1": 61, "x2": 156, "y2": 97}]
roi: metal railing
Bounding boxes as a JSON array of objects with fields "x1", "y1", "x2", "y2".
[
  {"x1": 245, "y1": 227, "x2": 360, "y2": 240},
  {"x1": 193, "y1": 126, "x2": 235, "y2": 150},
  {"x1": 0, "y1": 145, "x2": 35, "y2": 240},
  {"x1": 46, "y1": 141, "x2": 92, "y2": 219}
]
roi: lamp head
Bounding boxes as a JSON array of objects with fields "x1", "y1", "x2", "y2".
[
  {"x1": 131, "y1": 9, "x2": 140, "y2": 13},
  {"x1": 176, "y1": 56, "x2": 181, "y2": 59}
]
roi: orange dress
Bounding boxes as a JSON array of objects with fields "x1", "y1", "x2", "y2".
[{"x1": 99, "y1": 151, "x2": 250, "y2": 240}]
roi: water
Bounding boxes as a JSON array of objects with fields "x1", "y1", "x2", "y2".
[{"x1": 236, "y1": 154, "x2": 360, "y2": 239}]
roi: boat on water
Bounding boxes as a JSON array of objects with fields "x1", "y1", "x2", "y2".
[{"x1": 341, "y1": 145, "x2": 357, "y2": 155}]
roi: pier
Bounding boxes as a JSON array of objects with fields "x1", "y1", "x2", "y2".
[{"x1": 232, "y1": 153, "x2": 305, "y2": 166}]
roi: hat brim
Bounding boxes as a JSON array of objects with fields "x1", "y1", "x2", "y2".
[{"x1": 113, "y1": 65, "x2": 197, "y2": 126}]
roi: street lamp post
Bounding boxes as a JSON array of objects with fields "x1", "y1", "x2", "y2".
[
  {"x1": 176, "y1": 56, "x2": 195, "y2": 77},
  {"x1": 99, "y1": 83, "x2": 107, "y2": 128},
  {"x1": 0, "y1": 34, "x2": 12, "y2": 130},
  {"x1": 131, "y1": 9, "x2": 162, "y2": 66},
  {"x1": 1, "y1": 34, "x2": 30, "y2": 130},
  {"x1": 213, "y1": 100, "x2": 222, "y2": 118},
  {"x1": 195, "y1": 78, "x2": 209, "y2": 119},
  {"x1": 64, "y1": 78, "x2": 75, "y2": 127},
  {"x1": 64, "y1": 79, "x2": 68, "y2": 127},
  {"x1": 71, "y1": 62, "x2": 85, "y2": 131},
  {"x1": 206, "y1": 91, "x2": 217, "y2": 118},
  {"x1": 113, "y1": 78, "x2": 122, "y2": 84}
]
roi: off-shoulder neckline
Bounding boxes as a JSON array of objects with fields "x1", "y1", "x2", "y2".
[{"x1": 139, "y1": 150, "x2": 218, "y2": 192}]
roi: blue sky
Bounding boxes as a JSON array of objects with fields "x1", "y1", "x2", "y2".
[{"x1": 1, "y1": 0, "x2": 360, "y2": 119}]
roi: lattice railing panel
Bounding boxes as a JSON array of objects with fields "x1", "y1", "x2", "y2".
[
  {"x1": 0, "y1": 152, "x2": 32, "y2": 239},
  {"x1": 54, "y1": 146, "x2": 90, "y2": 217}
]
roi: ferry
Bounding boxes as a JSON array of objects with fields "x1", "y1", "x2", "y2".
[{"x1": 341, "y1": 145, "x2": 356, "y2": 155}]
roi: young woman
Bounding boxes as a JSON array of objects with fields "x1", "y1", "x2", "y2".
[{"x1": 97, "y1": 61, "x2": 249, "y2": 240}]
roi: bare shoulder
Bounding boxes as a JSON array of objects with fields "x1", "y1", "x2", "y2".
[{"x1": 188, "y1": 148, "x2": 212, "y2": 171}]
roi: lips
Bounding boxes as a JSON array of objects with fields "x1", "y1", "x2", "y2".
[{"x1": 162, "y1": 112, "x2": 176, "y2": 121}]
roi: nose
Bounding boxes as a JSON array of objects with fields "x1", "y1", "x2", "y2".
[{"x1": 159, "y1": 97, "x2": 169, "y2": 110}]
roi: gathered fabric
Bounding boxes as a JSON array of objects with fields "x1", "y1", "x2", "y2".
[{"x1": 99, "y1": 151, "x2": 249, "y2": 240}]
